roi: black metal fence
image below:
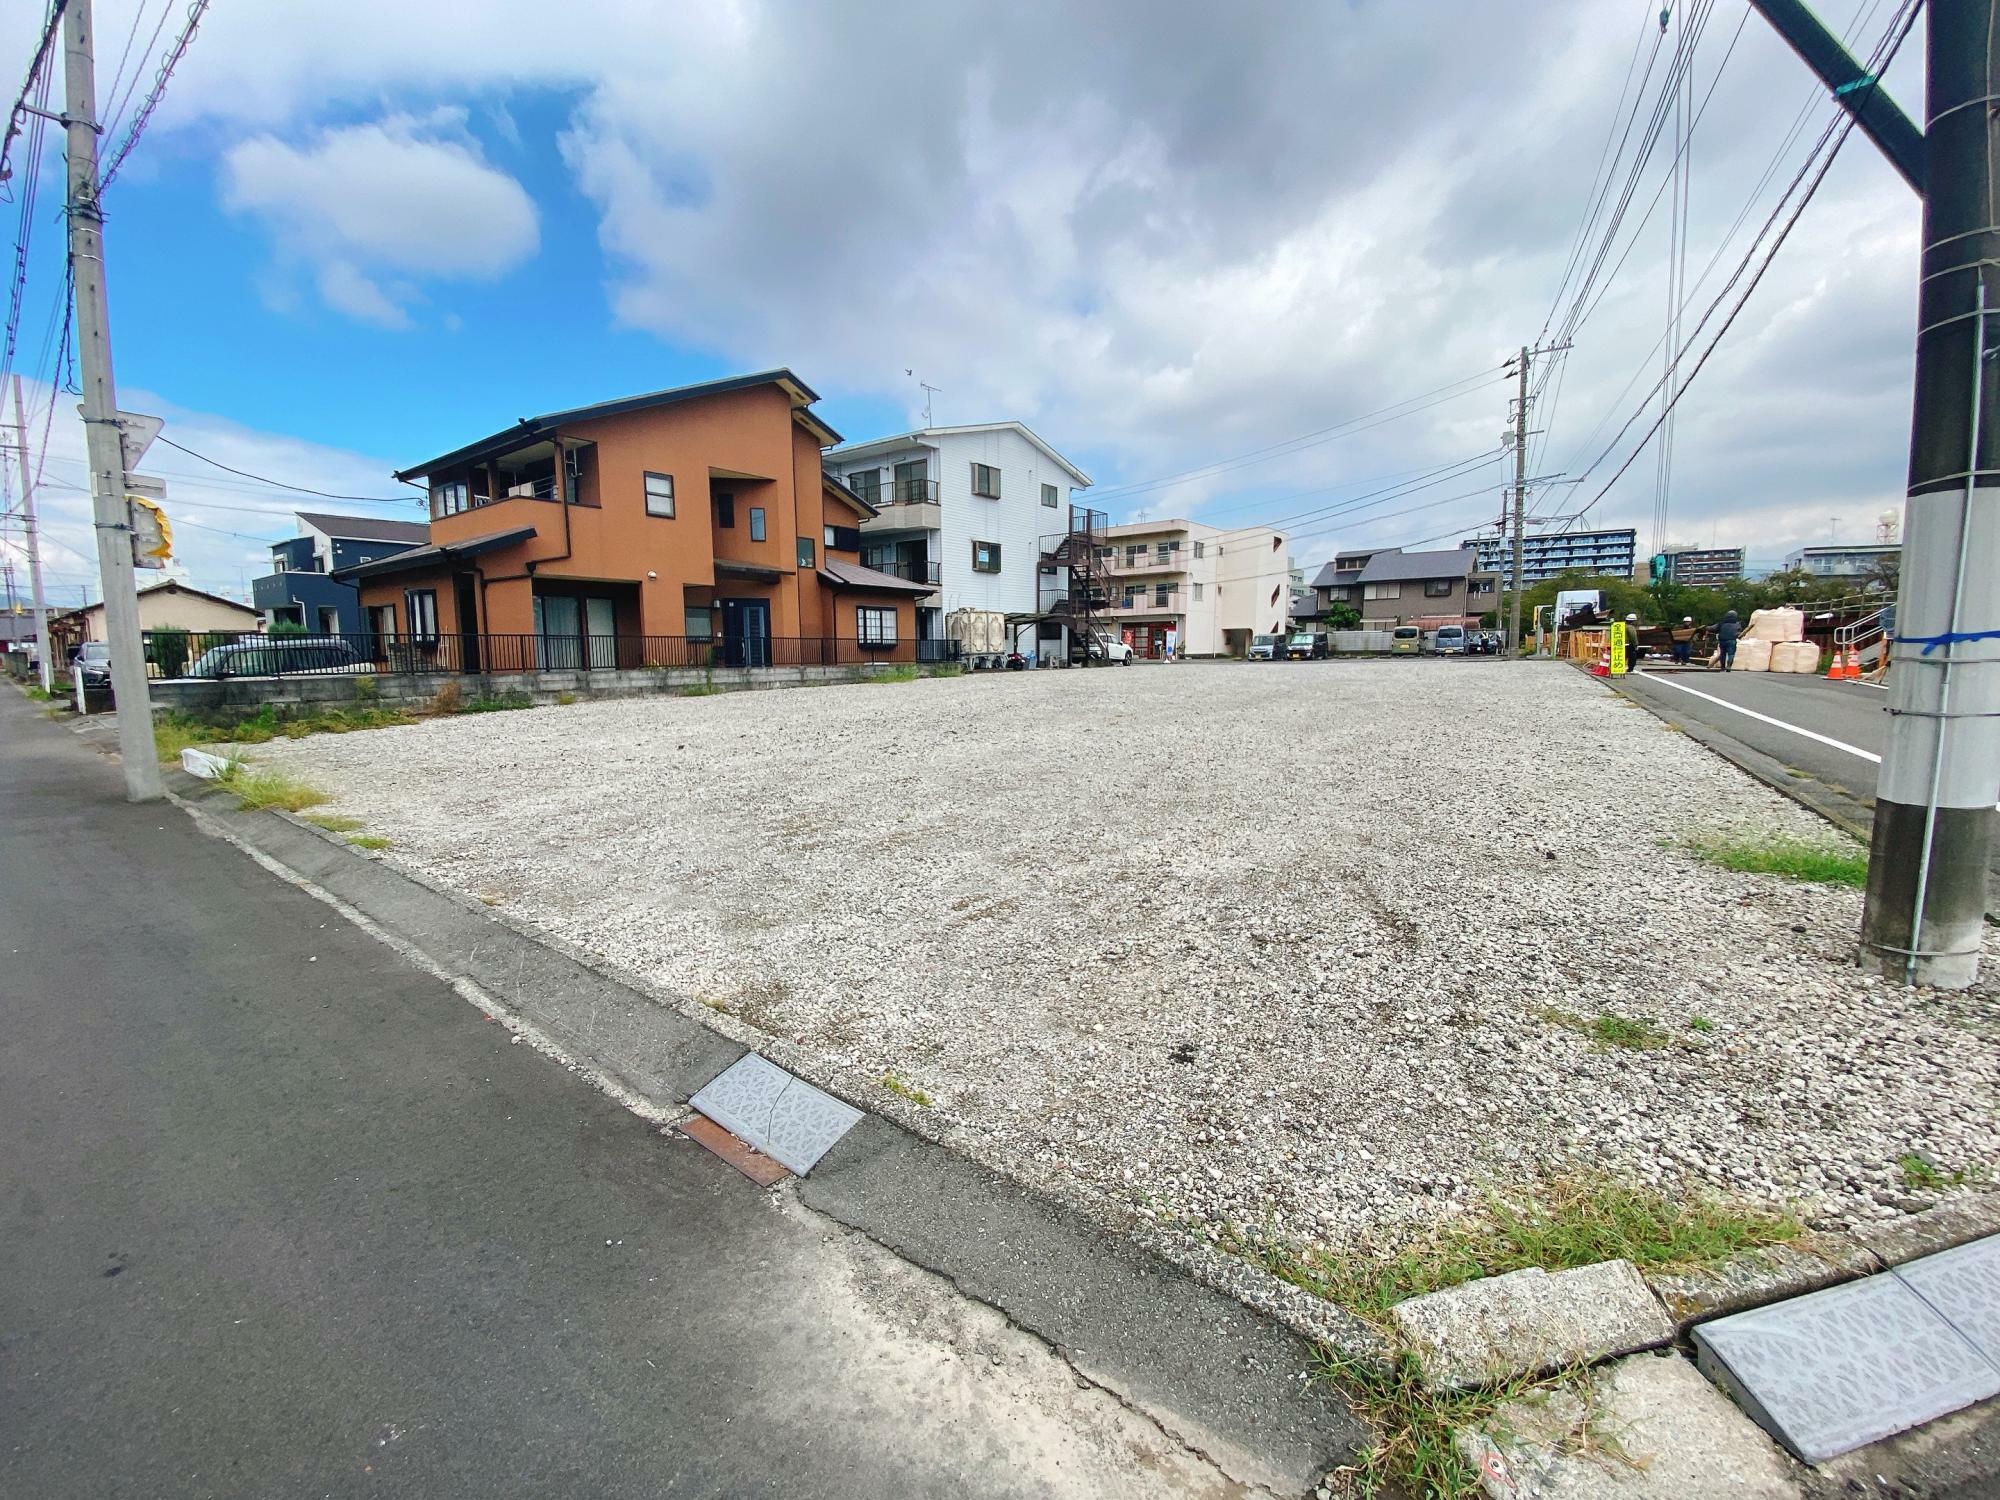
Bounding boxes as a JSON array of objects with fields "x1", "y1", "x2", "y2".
[{"x1": 141, "y1": 629, "x2": 962, "y2": 679}]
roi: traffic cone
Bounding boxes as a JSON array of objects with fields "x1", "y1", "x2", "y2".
[
  {"x1": 1825, "y1": 645, "x2": 1844, "y2": 679},
  {"x1": 1842, "y1": 646, "x2": 1861, "y2": 680}
]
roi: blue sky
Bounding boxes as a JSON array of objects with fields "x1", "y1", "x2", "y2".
[{"x1": 1, "y1": 0, "x2": 1929, "y2": 603}]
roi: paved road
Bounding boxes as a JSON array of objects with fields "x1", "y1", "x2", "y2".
[
  {"x1": 0, "y1": 691, "x2": 1232, "y2": 1500},
  {"x1": 1617, "y1": 666, "x2": 1890, "y2": 812}
]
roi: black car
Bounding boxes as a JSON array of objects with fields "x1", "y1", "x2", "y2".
[{"x1": 72, "y1": 641, "x2": 112, "y2": 687}]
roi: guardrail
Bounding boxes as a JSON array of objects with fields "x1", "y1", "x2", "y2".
[{"x1": 139, "y1": 629, "x2": 962, "y2": 678}]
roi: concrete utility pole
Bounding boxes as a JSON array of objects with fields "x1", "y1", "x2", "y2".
[
  {"x1": 12, "y1": 375, "x2": 55, "y2": 692},
  {"x1": 1857, "y1": 0, "x2": 1999, "y2": 989},
  {"x1": 1507, "y1": 345, "x2": 1529, "y2": 655},
  {"x1": 62, "y1": 0, "x2": 160, "y2": 799}
]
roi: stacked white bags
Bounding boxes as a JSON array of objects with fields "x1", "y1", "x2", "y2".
[
  {"x1": 1770, "y1": 641, "x2": 1821, "y2": 673},
  {"x1": 1735, "y1": 637, "x2": 1775, "y2": 672},
  {"x1": 1744, "y1": 606, "x2": 1805, "y2": 643}
]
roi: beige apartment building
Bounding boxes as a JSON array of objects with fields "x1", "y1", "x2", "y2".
[{"x1": 1094, "y1": 519, "x2": 1290, "y2": 657}]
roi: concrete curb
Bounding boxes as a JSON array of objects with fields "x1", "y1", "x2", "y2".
[{"x1": 164, "y1": 770, "x2": 1366, "y2": 1494}]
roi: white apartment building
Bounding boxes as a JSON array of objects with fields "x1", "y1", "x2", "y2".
[
  {"x1": 1095, "y1": 519, "x2": 1291, "y2": 657},
  {"x1": 824, "y1": 421, "x2": 1092, "y2": 647}
]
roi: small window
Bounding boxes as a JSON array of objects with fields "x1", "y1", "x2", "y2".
[
  {"x1": 971, "y1": 539, "x2": 1001, "y2": 573},
  {"x1": 971, "y1": 462, "x2": 1001, "y2": 499},
  {"x1": 797, "y1": 536, "x2": 815, "y2": 569},
  {"x1": 847, "y1": 468, "x2": 882, "y2": 504},
  {"x1": 857, "y1": 606, "x2": 898, "y2": 645},
  {"x1": 749, "y1": 507, "x2": 766, "y2": 542},
  {"x1": 405, "y1": 589, "x2": 439, "y2": 641},
  {"x1": 644, "y1": 472, "x2": 675, "y2": 518},
  {"x1": 825, "y1": 524, "x2": 860, "y2": 553},
  {"x1": 430, "y1": 481, "x2": 467, "y2": 519},
  {"x1": 685, "y1": 606, "x2": 713, "y2": 640},
  {"x1": 1192, "y1": 582, "x2": 1203, "y2": 601},
  {"x1": 1364, "y1": 582, "x2": 1401, "y2": 601},
  {"x1": 824, "y1": 525, "x2": 836, "y2": 547},
  {"x1": 1041, "y1": 482, "x2": 1058, "y2": 508},
  {"x1": 1423, "y1": 579, "x2": 1454, "y2": 598},
  {"x1": 1153, "y1": 584, "x2": 1171, "y2": 606},
  {"x1": 715, "y1": 494, "x2": 735, "y2": 529},
  {"x1": 1193, "y1": 541, "x2": 1205, "y2": 559}
]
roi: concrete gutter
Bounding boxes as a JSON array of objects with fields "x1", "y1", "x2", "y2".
[{"x1": 165, "y1": 771, "x2": 1363, "y2": 1495}]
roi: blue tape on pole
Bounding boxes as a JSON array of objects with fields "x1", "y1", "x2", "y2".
[
  {"x1": 1835, "y1": 73, "x2": 1878, "y2": 96},
  {"x1": 1898, "y1": 628, "x2": 2000, "y2": 655}
]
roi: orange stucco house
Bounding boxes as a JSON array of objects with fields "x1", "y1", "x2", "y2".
[{"x1": 336, "y1": 370, "x2": 932, "y2": 671}]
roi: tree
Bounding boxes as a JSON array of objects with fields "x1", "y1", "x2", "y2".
[
  {"x1": 269, "y1": 619, "x2": 308, "y2": 639},
  {"x1": 1323, "y1": 601, "x2": 1360, "y2": 629},
  {"x1": 146, "y1": 626, "x2": 190, "y2": 679}
]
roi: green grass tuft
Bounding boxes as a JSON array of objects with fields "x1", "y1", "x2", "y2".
[
  {"x1": 1686, "y1": 834, "x2": 1868, "y2": 888},
  {"x1": 347, "y1": 834, "x2": 392, "y2": 851},
  {"x1": 462, "y1": 690, "x2": 533, "y2": 713},
  {"x1": 154, "y1": 704, "x2": 415, "y2": 762},
  {"x1": 1535, "y1": 1006, "x2": 1669, "y2": 1050},
  {"x1": 867, "y1": 664, "x2": 920, "y2": 683},
  {"x1": 879, "y1": 1073, "x2": 932, "y2": 1107},
  {"x1": 301, "y1": 813, "x2": 365, "y2": 833},
  {"x1": 219, "y1": 765, "x2": 328, "y2": 813},
  {"x1": 1689, "y1": 1016, "x2": 1715, "y2": 1034},
  {"x1": 1898, "y1": 1152, "x2": 1987, "y2": 1193}
]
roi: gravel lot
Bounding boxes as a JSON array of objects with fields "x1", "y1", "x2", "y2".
[{"x1": 257, "y1": 662, "x2": 2000, "y2": 1262}]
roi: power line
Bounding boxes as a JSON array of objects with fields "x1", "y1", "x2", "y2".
[
  {"x1": 0, "y1": 0, "x2": 66, "y2": 190},
  {"x1": 97, "y1": 0, "x2": 209, "y2": 192},
  {"x1": 152, "y1": 434, "x2": 418, "y2": 503}
]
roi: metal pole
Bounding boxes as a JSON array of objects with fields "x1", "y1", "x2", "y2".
[
  {"x1": 62, "y1": 0, "x2": 161, "y2": 798},
  {"x1": 13, "y1": 375, "x2": 55, "y2": 692},
  {"x1": 1508, "y1": 345, "x2": 1528, "y2": 655},
  {"x1": 1859, "y1": 0, "x2": 1997, "y2": 989}
]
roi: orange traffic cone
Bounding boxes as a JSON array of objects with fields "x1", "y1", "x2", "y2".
[
  {"x1": 1844, "y1": 646, "x2": 1862, "y2": 680},
  {"x1": 1826, "y1": 645, "x2": 1845, "y2": 679}
]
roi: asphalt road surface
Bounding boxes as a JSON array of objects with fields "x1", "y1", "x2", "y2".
[{"x1": 0, "y1": 691, "x2": 1239, "y2": 1500}]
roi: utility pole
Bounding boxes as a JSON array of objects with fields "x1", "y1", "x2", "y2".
[
  {"x1": 1508, "y1": 345, "x2": 1529, "y2": 655},
  {"x1": 62, "y1": 0, "x2": 160, "y2": 799},
  {"x1": 1857, "y1": 0, "x2": 1999, "y2": 990},
  {"x1": 12, "y1": 375, "x2": 55, "y2": 692}
]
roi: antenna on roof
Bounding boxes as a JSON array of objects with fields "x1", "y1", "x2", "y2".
[{"x1": 906, "y1": 370, "x2": 941, "y2": 426}]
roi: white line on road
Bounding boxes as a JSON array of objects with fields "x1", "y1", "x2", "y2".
[{"x1": 1634, "y1": 673, "x2": 1882, "y2": 763}]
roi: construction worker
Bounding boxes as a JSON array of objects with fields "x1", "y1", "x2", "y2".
[
  {"x1": 1716, "y1": 609, "x2": 1741, "y2": 671},
  {"x1": 1671, "y1": 616, "x2": 1697, "y2": 665},
  {"x1": 1624, "y1": 613, "x2": 1645, "y2": 672}
]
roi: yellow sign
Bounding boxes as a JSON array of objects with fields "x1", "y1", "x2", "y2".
[
  {"x1": 1608, "y1": 620, "x2": 1628, "y2": 675},
  {"x1": 128, "y1": 494, "x2": 173, "y2": 569}
]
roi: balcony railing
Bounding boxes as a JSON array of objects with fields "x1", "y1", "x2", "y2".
[
  {"x1": 1108, "y1": 592, "x2": 1182, "y2": 614},
  {"x1": 860, "y1": 558, "x2": 941, "y2": 585},
  {"x1": 1104, "y1": 551, "x2": 1187, "y2": 574},
  {"x1": 853, "y1": 477, "x2": 939, "y2": 508},
  {"x1": 139, "y1": 629, "x2": 962, "y2": 679}
]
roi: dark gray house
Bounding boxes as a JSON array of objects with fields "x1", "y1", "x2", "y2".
[
  {"x1": 1311, "y1": 546, "x2": 1498, "y2": 629},
  {"x1": 251, "y1": 512, "x2": 428, "y2": 634}
]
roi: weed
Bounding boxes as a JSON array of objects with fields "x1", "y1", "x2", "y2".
[
  {"x1": 347, "y1": 834, "x2": 392, "y2": 851},
  {"x1": 1534, "y1": 1006, "x2": 1669, "y2": 1050},
  {"x1": 301, "y1": 813, "x2": 365, "y2": 833},
  {"x1": 1222, "y1": 1173, "x2": 1800, "y2": 1329},
  {"x1": 219, "y1": 765, "x2": 328, "y2": 813},
  {"x1": 1686, "y1": 834, "x2": 1868, "y2": 888},
  {"x1": 1898, "y1": 1152, "x2": 1987, "y2": 1193},
  {"x1": 23, "y1": 683, "x2": 50, "y2": 701},
  {"x1": 870, "y1": 664, "x2": 920, "y2": 683},
  {"x1": 354, "y1": 674, "x2": 379, "y2": 701},
  {"x1": 926, "y1": 662, "x2": 965, "y2": 678},
  {"x1": 154, "y1": 704, "x2": 415, "y2": 761},
  {"x1": 879, "y1": 1073, "x2": 933, "y2": 1107},
  {"x1": 680, "y1": 683, "x2": 721, "y2": 697},
  {"x1": 556, "y1": 691, "x2": 577, "y2": 706},
  {"x1": 428, "y1": 680, "x2": 463, "y2": 716},
  {"x1": 1315, "y1": 1347, "x2": 1579, "y2": 1500},
  {"x1": 462, "y1": 690, "x2": 533, "y2": 713},
  {"x1": 1689, "y1": 1016, "x2": 1715, "y2": 1033}
]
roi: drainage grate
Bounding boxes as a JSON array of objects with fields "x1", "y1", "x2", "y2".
[
  {"x1": 689, "y1": 1053, "x2": 862, "y2": 1176},
  {"x1": 1694, "y1": 1247, "x2": 2000, "y2": 1464}
]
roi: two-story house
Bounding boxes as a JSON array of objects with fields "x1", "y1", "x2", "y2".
[
  {"x1": 823, "y1": 421, "x2": 1093, "y2": 649},
  {"x1": 333, "y1": 370, "x2": 931, "y2": 670},
  {"x1": 1091, "y1": 518, "x2": 1291, "y2": 657},
  {"x1": 1317, "y1": 546, "x2": 1498, "y2": 630},
  {"x1": 251, "y1": 512, "x2": 429, "y2": 633}
]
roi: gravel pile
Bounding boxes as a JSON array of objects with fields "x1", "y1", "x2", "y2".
[{"x1": 258, "y1": 662, "x2": 2000, "y2": 1261}]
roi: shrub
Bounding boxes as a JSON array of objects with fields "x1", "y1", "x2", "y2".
[
  {"x1": 268, "y1": 620, "x2": 308, "y2": 639},
  {"x1": 147, "y1": 627, "x2": 191, "y2": 679},
  {"x1": 428, "y1": 680, "x2": 463, "y2": 716}
]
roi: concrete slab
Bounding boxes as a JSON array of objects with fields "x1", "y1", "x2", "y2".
[
  {"x1": 1895, "y1": 1236, "x2": 2000, "y2": 1366},
  {"x1": 689, "y1": 1052, "x2": 861, "y2": 1176},
  {"x1": 1456, "y1": 1351, "x2": 1800, "y2": 1499},
  {"x1": 1392, "y1": 1260, "x2": 1674, "y2": 1391},
  {"x1": 1693, "y1": 1273, "x2": 2000, "y2": 1464},
  {"x1": 1646, "y1": 1234, "x2": 1881, "y2": 1332},
  {"x1": 1854, "y1": 1194, "x2": 2000, "y2": 1268}
]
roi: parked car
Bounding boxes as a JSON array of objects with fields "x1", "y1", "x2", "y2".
[
  {"x1": 1077, "y1": 629, "x2": 1133, "y2": 665},
  {"x1": 1433, "y1": 624, "x2": 1468, "y2": 656},
  {"x1": 184, "y1": 636, "x2": 375, "y2": 679},
  {"x1": 1391, "y1": 626, "x2": 1422, "y2": 655},
  {"x1": 1247, "y1": 633, "x2": 1284, "y2": 661},
  {"x1": 71, "y1": 641, "x2": 112, "y2": 687},
  {"x1": 1285, "y1": 631, "x2": 1327, "y2": 660}
]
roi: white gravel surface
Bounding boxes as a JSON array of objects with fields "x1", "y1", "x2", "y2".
[{"x1": 256, "y1": 662, "x2": 2000, "y2": 1264}]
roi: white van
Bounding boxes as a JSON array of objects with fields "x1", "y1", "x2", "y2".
[{"x1": 1433, "y1": 624, "x2": 1468, "y2": 656}]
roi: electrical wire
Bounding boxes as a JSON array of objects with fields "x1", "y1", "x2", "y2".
[
  {"x1": 97, "y1": 0, "x2": 210, "y2": 193},
  {"x1": 151, "y1": 434, "x2": 417, "y2": 503}
]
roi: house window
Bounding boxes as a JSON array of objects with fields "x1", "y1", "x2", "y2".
[
  {"x1": 1156, "y1": 542, "x2": 1175, "y2": 561},
  {"x1": 366, "y1": 603, "x2": 397, "y2": 642},
  {"x1": 749, "y1": 507, "x2": 766, "y2": 542},
  {"x1": 685, "y1": 606, "x2": 712, "y2": 641},
  {"x1": 1192, "y1": 583, "x2": 1203, "y2": 601},
  {"x1": 1193, "y1": 541, "x2": 1206, "y2": 559},
  {"x1": 1041, "y1": 482, "x2": 1058, "y2": 508},
  {"x1": 405, "y1": 589, "x2": 439, "y2": 642},
  {"x1": 971, "y1": 539, "x2": 1001, "y2": 573},
  {"x1": 857, "y1": 606, "x2": 898, "y2": 645},
  {"x1": 893, "y1": 460, "x2": 928, "y2": 503},
  {"x1": 430, "y1": 481, "x2": 468, "y2": 519},
  {"x1": 1364, "y1": 582, "x2": 1401, "y2": 601},
  {"x1": 716, "y1": 494, "x2": 735, "y2": 529},
  {"x1": 1423, "y1": 579, "x2": 1454, "y2": 598},
  {"x1": 1154, "y1": 584, "x2": 1171, "y2": 606},
  {"x1": 847, "y1": 468, "x2": 882, "y2": 503},
  {"x1": 971, "y1": 462, "x2": 1001, "y2": 499},
  {"x1": 644, "y1": 472, "x2": 675, "y2": 518},
  {"x1": 797, "y1": 536, "x2": 815, "y2": 569},
  {"x1": 1125, "y1": 544, "x2": 1147, "y2": 566}
]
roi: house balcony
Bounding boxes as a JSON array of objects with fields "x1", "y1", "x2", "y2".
[
  {"x1": 860, "y1": 558, "x2": 940, "y2": 587},
  {"x1": 1101, "y1": 554, "x2": 1188, "y2": 576},
  {"x1": 857, "y1": 477, "x2": 941, "y2": 535}
]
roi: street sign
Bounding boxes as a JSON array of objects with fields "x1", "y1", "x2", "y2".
[
  {"x1": 126, "y1": 473, "x2": 171, "y2": 569},
  {"x1": 116, "y1": 410, "x2": 163, "y2": 476}
]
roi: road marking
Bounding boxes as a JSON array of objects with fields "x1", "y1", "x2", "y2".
[{"x1": 1635, "y1": 673, "x2": 1882, "y2": 763}]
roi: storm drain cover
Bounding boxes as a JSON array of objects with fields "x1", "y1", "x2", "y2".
[
  {"x1": 689, "y1": 1053, "x2": 862, "y2": 1176},
  {"x1": 1895, "y1": 1236, "x2": 2000, "y2": 1366},
  {"x1": 1693, "y1": 1268, "x2": 2000, "y2": 1463}
]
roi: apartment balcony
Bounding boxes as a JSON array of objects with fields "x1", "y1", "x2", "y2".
[
  {"x1": 856, "y1": 476, "x2": 941, "y2": 535},
  {"x1": 1101, "y1": 553, "x2": 1188, "y2": 576},
  {"x1": 1107, "y1": 592, "x2": 1183, "y2": 617},
  {"x1": 860, "y1": 558, "x2": 941, "y2": 587}
]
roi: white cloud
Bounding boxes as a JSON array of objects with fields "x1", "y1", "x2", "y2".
[{"x1": 222, "y1": 111, "x2": 539, "y2": 325}]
